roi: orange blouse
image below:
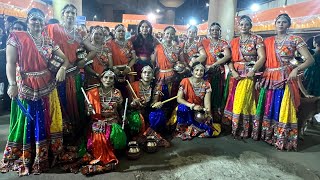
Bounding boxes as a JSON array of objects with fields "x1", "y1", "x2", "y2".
[
  {"x1": 107, "y1": 40, "x2": 134, "y2": 66},
  {"x1": 46, "y1": 24, "x2": 82, "y2": 64},
  {"x1": 202, "y1": 38, "x2": 229, "y2": 66},
  {"x1": 179, "y1": 78, "x2": 212, "y2": 106},
  {"x1": 7, "y1": 32, "x2": 56, "y2": 100}
]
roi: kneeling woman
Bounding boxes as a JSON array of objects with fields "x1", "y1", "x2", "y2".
[
  {"x1": 82, "y1": 69, "x2": 126, "y2": 175},
  {"x1": 176, "y1": 62, "x2": 219, "y2": 140}
]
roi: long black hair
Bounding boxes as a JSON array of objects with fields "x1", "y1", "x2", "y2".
[{"x1": 132, "y1": 20, "x2": 155, "y2": 54}]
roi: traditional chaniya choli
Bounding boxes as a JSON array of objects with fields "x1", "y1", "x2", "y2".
[
  {"x1": 224, "y1": 34, "x2": 264, "y2": 139},
  {"x1": 202, "y1": 38, "x2": 230, "y2": 120},
  {"x1": 254, "y1": 35, "x2": 306, "y2": 151},
  {"x1": 0, "y1": 31, "x2": 63, "y2": 174}
]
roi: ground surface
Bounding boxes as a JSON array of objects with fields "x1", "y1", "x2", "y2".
[{"x1": 0, "y1": 113, "x2": 319, "y2": 180}]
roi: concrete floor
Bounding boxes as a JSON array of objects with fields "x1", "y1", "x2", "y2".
[{"x1": 0, "y1": 113, "x2": 319, "y2": 180}]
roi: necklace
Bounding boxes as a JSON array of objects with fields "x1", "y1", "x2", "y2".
[
  {"x1": 240, "y1": 35, "x2": 251, "y2": 44},
  {"x1": 63, "y1": 24, "x2": 76, "y2": 44},
  {"x1": 100, "y1": 87, "x2": 114, "y2": 110},
  {"x1": 275, "y1": 35, "x2": 288, "y2": 49},
  {"x1": 184, "y1": 40, "x2": 196, "y2": 53},
  {"x1": 139, "y1": 80, "x2": 151, "y2": 102},
  {"x1": 191, "y1": 78, "x2": 203, "y2": 95},
  {"x1": 28, "y1": 30, "x2": 44, "y2": 49},
  {"x1": 115, "y1": 39, "x2": 127, "y2": 48}
]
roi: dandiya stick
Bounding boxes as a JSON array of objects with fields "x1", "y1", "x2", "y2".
[
  {"x1": 162, "y1": 96, "x2": 178, "y2": 104},
  {"x1": 122, "y1": 98, "x2": 128, "y2": 129},
  {"x1": 81, "y1": 87, "x2": 96, "y2": 114},
  {"x1": 152, "y1": 96, "x2": 178, "y2": 108},
  {"x1": 126, "y1": 80, "x2": 138, "y2": 99},
  {"x1": 272, "y1": 72, "x2": 303, "y2": 88}
]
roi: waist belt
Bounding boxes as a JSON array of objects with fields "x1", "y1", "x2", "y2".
[
  {"x1": 23, "y1": 69, "x2": 50, "y2": 76},
  {"x1": 159, "y1": 68, "x2": 173, "y2": 73}
]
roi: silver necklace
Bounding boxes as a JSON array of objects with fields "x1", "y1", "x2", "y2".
[
  {"x1": 63, "y1": 24, "x2": 76, "y2": 44},
  {"x1": 28, "y1": 30, "x2": 44, "y2": 49},
  {"x1": 275, "y1": 35, "x2": 288, "y2": 49},
  {"x1": 240, "y1": 35, "x2": 250, "y2": 44}
]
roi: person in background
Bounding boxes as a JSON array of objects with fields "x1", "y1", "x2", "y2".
[
  {"x1": 11, "y1": 21, "x2": 27, "y2": 31},
  {"x1": 47, "y1": 18, "x2": 60, "y2": 25},
  {"x1": 131, "y1": 20, "x2": 158, "y2": 80},
  {"x1": 4, "y1": 16, "x2": 17, "y2": 34},
  {"x1": 303, "y1": 35, "x2": 320, "y2": 96},
  {"x1": 84, "y1": 26, "x2": 113, "y2": 86},
  {"x1": 103, "y1": 26, "x2": 113, "y2": 43}
]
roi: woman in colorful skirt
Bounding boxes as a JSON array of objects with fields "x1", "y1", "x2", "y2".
[
  {"x1": 84, "y1": 26, "x2": 113, "y2": 87},
  {"x1": 81, "y1": 69, "x2": 126, "y2": 175},
  {"x1": 176, "y1": 62, "x2": 220, "y2": 139},
  {"x1": 224, "y1": 15, "x2": 266, "y2": 139},
  {"x1": 180, "y1": 25, "x2": 206, "y2": 69},
  {"x1": 127, "y1": 65, "x2": 170, "y2": 147},
  {"x1": 46, "y1": 4, "x2": 96, "y2": 147},
  {"x1": 131, "y1": 20, "x2": 158, "y2": 80},
  {"x1": 255, "y1": 13, "x2": 314, "y2": 151},
  {"x1": 106, "y1": 24, "x2": 137, "y2": 98},
  {"x1": 0, "y1": 8, "x2": 69, "y2": 176},
  {"x1": 303, "y1": 35, "x2": 320, "y2": 96},
  {"x1": 201, "y1": 22, "x2": 231, "y2": 121},
  {"x1": 151, "y1": 26, "x2": 185, "y2": 124}
]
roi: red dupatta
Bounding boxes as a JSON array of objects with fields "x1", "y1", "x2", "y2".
[{"x1": 46, "y1": 24, "x2": 80, "y2": 63}]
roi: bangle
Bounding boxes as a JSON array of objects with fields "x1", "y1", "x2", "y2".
[
  {"x1": 251, "y1": 67, "x2": 256, "y2": 72},
  {"x1": 9, "y1": 81, "x2": 17, "y2": 86},
  {"x1": 60, "y1": 66, "x2": 66, "y2": 70}
]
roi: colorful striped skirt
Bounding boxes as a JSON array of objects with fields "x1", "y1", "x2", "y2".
[
  {"x1": 253, "y1": 84, "x2": 298, "y2": 151},
  {"x1": 1, "y1": 89, "x2": 63, "y2": 173}
]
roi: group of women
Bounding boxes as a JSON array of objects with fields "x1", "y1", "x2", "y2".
[{"x1": 0, "y1": 3, "x2": 315, "y2": 177}]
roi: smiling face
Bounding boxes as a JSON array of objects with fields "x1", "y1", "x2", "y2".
[
  {"x1": 192, "y1": 64, "x2": 205, "y2": 79},
  {"x1": 93, "y1": 28, "x2": 104, "y2": 43},
  {"x1": 209, "y1": 25, "x2": 221, "y2": 39},
  {"x1": 62, "y1": 7, "x2": 77, "y2": 25},
  {"x1": 163, "y1": 28, "x2": 175, "y2": 42},
  {"x1": 239, "y1": 19, "x2": 251, "y2": 34},
  {"x1": 275, "y1": 16, "x2": 290, "y2": 33},
  {"x1": 140, "y1": 22, "x2": 150, "y2": 36},
  {"x1": 27, "y1": 15, "x2": 44, "y2": 33}
]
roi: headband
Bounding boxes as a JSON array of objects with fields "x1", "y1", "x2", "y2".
[
  {"x1": 276, "y1": 15, "x2": 291, "y2": 24},
  {"x1": 239, "y1": 18, "x2": 252, "y2": 25},
  {"x1": 101, "y1": 70, "x2": 115, "y2": 77},
  {"x1": 28, "y1": 12, "x2": 45, "y2": 21},
  {"x1": 115, "y1": 25, "x2": 125, "y2": 31},
  {"x1": 193, "y1": 63, "x2": 205, "y2": 70},
  {"x1": 142, "y1": 65, "x2": 153, "y2": 72}
]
